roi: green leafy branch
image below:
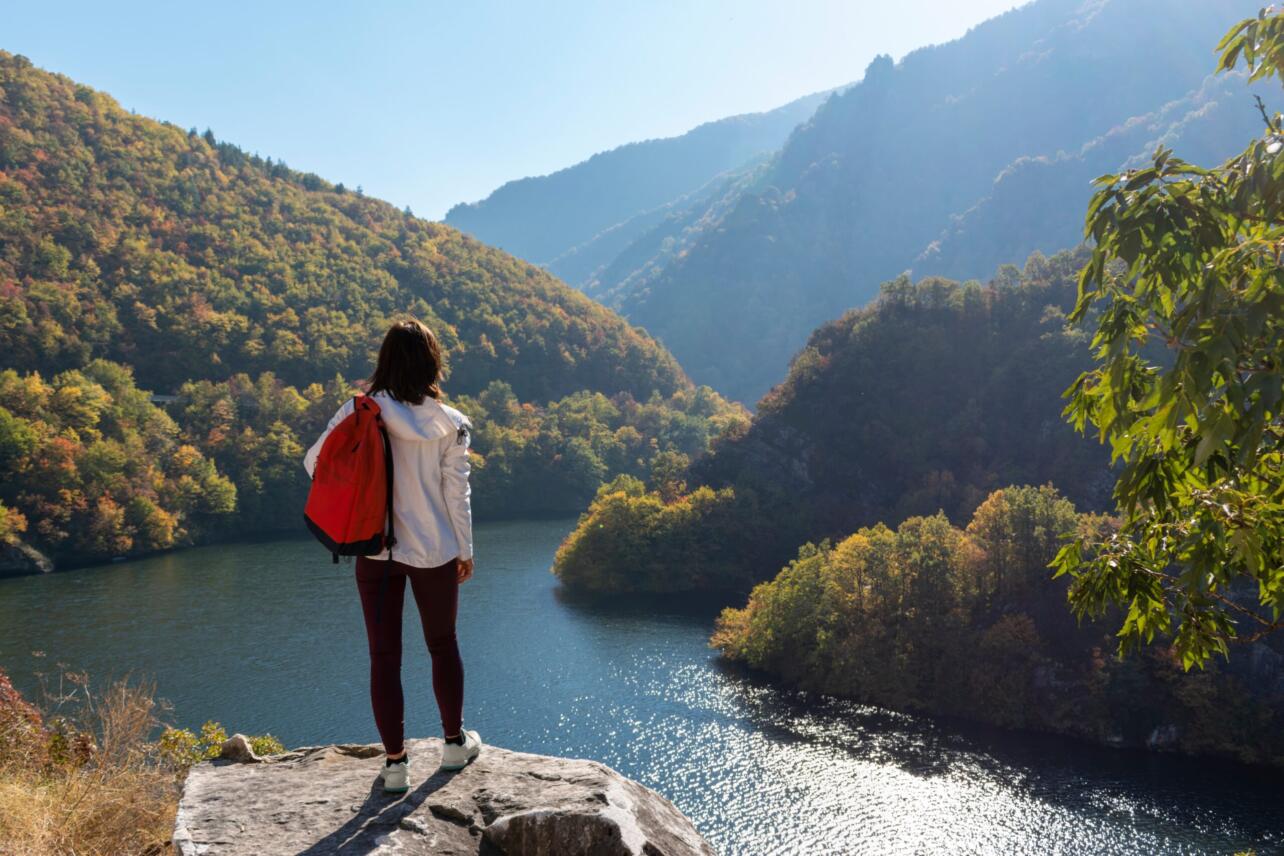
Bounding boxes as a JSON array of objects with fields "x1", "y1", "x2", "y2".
[{"x1": 1056, "y1": 7, "x2": 1284, "y2": 667}]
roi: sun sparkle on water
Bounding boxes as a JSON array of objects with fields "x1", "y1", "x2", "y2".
[{"x1": 1, "y1": 519, "x2": 1280, "y2": 856}]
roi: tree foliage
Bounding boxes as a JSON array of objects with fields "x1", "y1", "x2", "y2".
[
  {"x1": 0, "y1": 362, "x2": 234, "y2": 561},
  {"x1": 457, "y1": 381, "x2": 744, "y2": 518},
  {"x1": 1054, "y1": 8, "x2": 1284, "y2": 667},
  {"x1": 714, "y1": 486, "x2": 1284, "y2": 765},
  {"x1": 554, "y1": 475, "x2": 757, "y2": 593},
  {"x1": 0, "y1": 51, "x2": 687, "y2": 403},
  {"x1": 0, "y1": 358, "x2": 743, "y2": 564},
  {"x1": 556, "y1": 251, "x2": 1112, "y2": 594},
  {"x1": 0, "y1": 52, "x2": 750, "y2": 560}
]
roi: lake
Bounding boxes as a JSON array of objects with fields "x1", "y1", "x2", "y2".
[{"x1": 1, "y1": 518, "x2": 1281, "y2": 855}]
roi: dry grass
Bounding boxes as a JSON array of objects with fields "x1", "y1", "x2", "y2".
[
  {"x1": 0, "y1": 763, "x2": 177, "y2": 856},
  {"x1": 0, "y1": 671, "x2": 179, "y2": 856}
]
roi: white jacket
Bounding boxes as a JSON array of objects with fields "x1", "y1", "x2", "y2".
[{"x1": 304, "y1": 392, "x2": 473, "y2": 567}]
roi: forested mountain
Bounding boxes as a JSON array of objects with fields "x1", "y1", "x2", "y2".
[
  {"x1": 443, "y1": 90, "x2": 829, "y2": 285},
  {"x1": 713, "y1": 485, "x2": 1284, "y2": 766},
  {"x1": 0, "y1": 51, "x2": 685, "y2": 402},
  {"x1": 0, "y1": 51, "x2": 743, "y2": 566},
  {"x1": 556, "y1": 2, "x2": 1284, "y2": 770},
  {"x1": 696, "y1": 249, "x2": 1111, "y2": 531},
  {"x1": 602, "y1": 0, "x2": 1260, "y2": 402},
  {"x1": 556, "y1": 246, "x2": 1284, "y2": 764},
  {"x1": 555, "y1": 250, "x2": 1109, "y2": 594}
]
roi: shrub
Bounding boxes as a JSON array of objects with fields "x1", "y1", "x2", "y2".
[
  {"x1": 154, "y1": 720, "x2": 228, "y2": 769},
  {"x1": 0, "y1": 669, "x2": 176, "y2": 856},
  {"x1": 0, "y1": 667, "x2": 286, "y2": 855}
]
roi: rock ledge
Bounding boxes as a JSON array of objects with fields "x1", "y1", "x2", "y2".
[{"x1": 172, "y1": 736, "x2": 714, "y2": 855}]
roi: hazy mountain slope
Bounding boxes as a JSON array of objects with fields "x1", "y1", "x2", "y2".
[
  {"x1": 619, "y1": 0, "x2": 1258, "y2": 402},
  {"x1": 543, "y1": 153, "x2": 770, "y2": 294},
  {"x1": 443, "y1": 90, "x2": 829, "y2": 269},
  {"x1": 916, "y1": 71, "x2": 1263, "y2": 279},
  {"x1": 0, "y1": 51, "x2": 688, "y2": 403},
  {"x1": 583, "y1": 159, "x2": 770, "y2": 308}
]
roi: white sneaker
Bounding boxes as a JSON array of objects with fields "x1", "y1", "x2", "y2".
[
  {"x1": 381, "y1": 758, "x2": 409, "y2": 793},
  {"x1": 440, "y1": 730, "x2": 482, "y2": 771}
]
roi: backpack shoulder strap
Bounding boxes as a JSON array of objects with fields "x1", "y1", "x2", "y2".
[{"x1": 376, "y1": 414, "x2": 396, "y2": 554}]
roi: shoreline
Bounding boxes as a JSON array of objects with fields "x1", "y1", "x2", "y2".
[
  {"x1": 713, "y1": 653, "x2": 1284, "y2": 773},
  {"x1": 0, "y1": 511, "x2": 586, "y2": 579}
]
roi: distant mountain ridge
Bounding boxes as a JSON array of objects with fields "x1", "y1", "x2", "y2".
[
  {"x1": 443, "y1": 90, "x2": 831, "y2": 282},
  {"x1": 448, "y1": 0, "x2": 1262, "y2": 405},
  {"x1": 618, "y1": 0, "x2": 1260, "y2": 402},
  {"x1": 582, "y1": 158, "x2": 770, "y2": 308},
  {"x1": 915, "y1": 69, "x2": 1262, "y2": 279}
]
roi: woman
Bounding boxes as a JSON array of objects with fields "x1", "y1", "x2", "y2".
[{"x1": 304, "y1": 319, "x2": 482, "y2": 794}]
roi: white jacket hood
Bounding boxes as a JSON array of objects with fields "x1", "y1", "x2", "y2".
[{"x1": 373, "y1": 393, "x2": 471, "y2": 443}]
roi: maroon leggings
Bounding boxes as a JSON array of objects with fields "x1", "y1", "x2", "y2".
[{"x1": 355, "y1": 556, "x2": 463, "y2": 755}]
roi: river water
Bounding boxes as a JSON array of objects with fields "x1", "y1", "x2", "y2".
[{"x1": 1, "y1": 518, "x2": 1280, "y2": 855}]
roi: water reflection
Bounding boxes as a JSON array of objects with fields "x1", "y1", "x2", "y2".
[{"x1": 1, "y1": 520, "x2": 1281, "y2": 856}]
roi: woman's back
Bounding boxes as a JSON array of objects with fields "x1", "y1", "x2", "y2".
[{"x1": 304, "y1": 391, "x2": 473, "y2": 568}]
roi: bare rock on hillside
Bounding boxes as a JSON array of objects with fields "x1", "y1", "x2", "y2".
[{"x1": 0, "y1": 538, "x2": 53, "y2": 577}]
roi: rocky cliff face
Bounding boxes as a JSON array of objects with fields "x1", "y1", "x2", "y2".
[
  {"x1": 0, "y1": 539, "x2": 53, "y2": 577},
  {"x1": 172, "y1": 736, "x2": 714, "y2": 856}
]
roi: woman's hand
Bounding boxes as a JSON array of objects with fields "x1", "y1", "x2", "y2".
[{"x1": 457, "y1": 557, "x2": 474, "y2": 583}]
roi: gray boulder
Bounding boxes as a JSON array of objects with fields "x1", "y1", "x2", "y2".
[
  {"x1": 217, "y1": 733, "x2": 268, "y2": 764},
  {"x1": 172, "y1": 737, "x2": 714, "y2": 856},
  {"x1": 0, "y1": 538, "x2": 53, "y2": 577}
]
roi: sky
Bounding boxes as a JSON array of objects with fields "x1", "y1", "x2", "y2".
[{"x1": 7, "y1": 1, "x2": 1021, "y2": 220}]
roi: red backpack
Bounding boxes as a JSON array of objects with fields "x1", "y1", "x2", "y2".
[{"x1": 304, "y1": 395, "x2": 396, "y2": 562}]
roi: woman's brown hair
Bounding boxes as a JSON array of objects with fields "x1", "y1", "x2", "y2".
[{"x1": 367, "y1": 319, "x2": 443, "y2": 404}]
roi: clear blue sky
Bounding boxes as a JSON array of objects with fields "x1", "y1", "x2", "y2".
[{"x1": 8, "y1": 1, "x2": 1020, "y2": 219}]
